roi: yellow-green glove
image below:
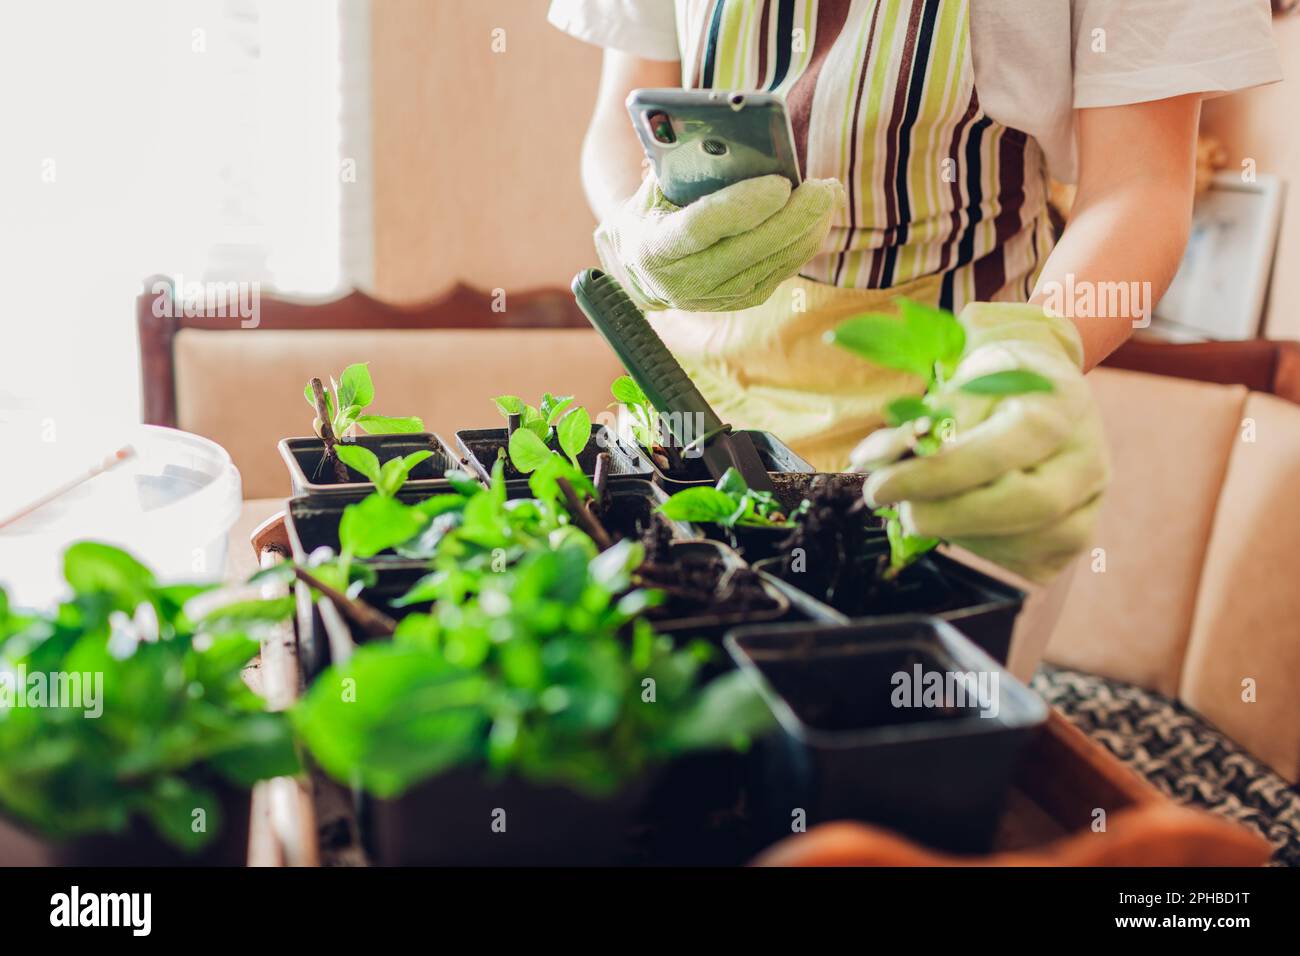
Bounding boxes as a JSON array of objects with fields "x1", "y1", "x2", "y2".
[
  {"x1": 849, "y1": 302, "x2": 1109, "y2": 583},
  {"x1": 595, "y1": 173, "x2": 844, "y2": 313}
]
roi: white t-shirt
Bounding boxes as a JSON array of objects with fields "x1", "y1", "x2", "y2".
[{"x1": 548, "y1": 0, "x2": 1282, "y2": 183}]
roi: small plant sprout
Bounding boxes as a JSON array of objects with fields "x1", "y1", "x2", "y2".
[
  {"x1": 334, "y1": 446, "x2": 433, "y2": 497},
  {"x1": 304, "y1": 363, "x2": 425, "y2": 480},
  {"x1": 492, "y1": 393, "x2": 593, "y2": 474},
  {"x1": 609, "y1": 375, "x2": 685, "y2": 471},
  {"x1": 659, "y1": 467, "x2": 807, "y2": 530},
  {"x1": 828, "y1": 298, "x2": 1053, "y2": 578}
]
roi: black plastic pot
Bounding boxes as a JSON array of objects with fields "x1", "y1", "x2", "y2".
[
  {"x1": 649, "y1": 429, "x2": 813, "y2": 493},
  {"x1": 365, "y1": 767, "x2": 648, "y2": 866},
  {"x1": 455, "y1": 425, "x2": 654, "y2": 487},
  {"x1": 0, "y1": 778, "x2": 251, "y2": 866},
  {"x1": 755, "y1": 542, "x2": 1025, "y2": 664},
  {"x1": 285, "y1": 492, "x2": 437, "y2": 674},
  {"x1": 725, "y1": 618, "x2": 1046, "y2": 854},
  {"x1": 279, "y1": 432, "x2": 459, "y2": 498}
]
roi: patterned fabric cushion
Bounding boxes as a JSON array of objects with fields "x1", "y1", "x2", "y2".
[{"x1": 1033, "y1": 665, "x2": 1300, "y2": 867}]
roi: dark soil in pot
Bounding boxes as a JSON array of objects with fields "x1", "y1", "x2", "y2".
[
  {"x1": 704, "y1": 472, "x2": 878, "y2": 564},
  {"x1": 456, "y1": 426, "x2": 653, "y2": 484},
  {"x1": 595, "y1": 480, "x2": 691, "y2": 542},
  {"x1": 726, "y1": 619, "x2": 1046, "y2": 854},
  {"x1": 635, "y1": 524, "x2": 785, "y2": 638}
]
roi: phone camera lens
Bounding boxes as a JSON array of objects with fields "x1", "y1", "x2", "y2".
[
  {"x1": 646, "y1": 111, "x2": 676, "y2": 144},
  {"x1": 728, "y1": 93, "x2": 746, "y2": 111}
]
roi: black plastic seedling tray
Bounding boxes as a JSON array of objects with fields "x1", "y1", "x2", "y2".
[
  {"x1": 454, "y1": 425, "x2": 654, "y2": 488},
  {"x1": 279, "y1": 432, "x2": 459, "y2": 498},
  {"x1": 726, "y1": 617, "x2": 1046, "y2": 854},
  {"x1": 649, "y1": 429, "x2": 813, "y2": 493},
  {"x1": 756, "y1": 542, "x2": 1025, "y2": 664}
]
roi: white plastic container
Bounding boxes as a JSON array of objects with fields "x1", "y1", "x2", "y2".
[{"x1": 0, "y1": 425, "x2": 242, "y2": 610}]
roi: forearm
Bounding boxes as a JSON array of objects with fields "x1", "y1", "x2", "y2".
[
  {"x1": 580, "y1": 51, "x2": 681, "y2": 221},
  {"x1": 1030, "y1": 95, "x2": 1200, "y2": 371},
  {"x1": 1030, "y1": 176, "x2": 1193, "y2": 370}
]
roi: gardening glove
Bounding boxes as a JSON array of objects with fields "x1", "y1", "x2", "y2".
[
  {"x1": 595, "y1": 172, "x2": 844, "y2": 313},
  {"x1": 850, "y1": 302, "x2": 1109, "y2": 584}
]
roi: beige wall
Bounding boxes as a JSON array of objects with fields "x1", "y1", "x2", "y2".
[
  {"x1": 1201, "y1": 15, "x2": 1300, "y2": 340},
  {"x1": 371, "y1": 0, "x2": 603, "y2": 302}
]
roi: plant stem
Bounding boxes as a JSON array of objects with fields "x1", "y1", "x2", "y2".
[
  {"x1": 310, "y1": 377, "x2": 350, "y2": 483},
  {"x1": 292, "y1": 566, "x2": 397, "y2": 637},
  {"x1": 556, "y1": 476, "x2": 614, "y2": 551},
  {"x1": 507, "y1": 412, "x2": 521, "y2": 437}
]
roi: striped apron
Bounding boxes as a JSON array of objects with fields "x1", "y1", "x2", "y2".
[{"x1": 650, "y1": 0, "x2": 1056, "y2": 471}]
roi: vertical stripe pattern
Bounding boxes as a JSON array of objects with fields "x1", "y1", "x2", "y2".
[{"x1": 677, "y1": 0, "x2": 1051, "y2": 311}]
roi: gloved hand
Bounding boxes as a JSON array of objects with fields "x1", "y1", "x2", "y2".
[
  {"x1": 595, "y1": 173, "x2": 844, "y2": 313},
  {"x1": 849, "y1": 302, "x2": 1109, "y2": 583}
]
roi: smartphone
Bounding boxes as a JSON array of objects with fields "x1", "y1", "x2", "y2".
[{"x1": 627, "y1": 88, "x2": 801, "y2": 206}]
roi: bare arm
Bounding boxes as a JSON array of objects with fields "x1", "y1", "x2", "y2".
[
  {"x1": 580, "y1": 50, "x2": 681, "y2": 221},
  {"x1": 1030, "y1": 94, "x2": 1201, "y2": 370}
]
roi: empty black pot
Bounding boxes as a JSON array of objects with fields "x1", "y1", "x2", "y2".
[{"x1": 725, "y1": 617, "x2": 1046, "y2": 854}]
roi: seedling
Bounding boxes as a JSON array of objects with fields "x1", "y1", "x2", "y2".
[
  {"x1": 659, "y1": 467, "x2": 806, "y2": 530},
  {"x1": 827, "y1": 298, "x2": 1053, "y2": 577},
  {"x1": 304, "y1": 362, "x2": 425, "y2": 438},
  {"x1": 334, "y1": 446, "x2": 432, "y2": 497},
  {"x1": 609, "y1": 375, "x2": 685, "y2": 471},
  {"x1": 303, "y1": 363, "x2": 425, "y2": 481},
  {"x1": 0, "y1": 543, "x2": 298, "y2": 852},
  {"x1": 492, "y1": 393, "x2": 593, "y2": 474},
  {"x1": 291, "y1": 537, "x2": 775, "y2": 799}
]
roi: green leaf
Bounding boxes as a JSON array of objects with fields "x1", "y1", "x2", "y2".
[
  {"x1": 610, "y1": 375, "x2": 648, "y2": 405},
  {"x1": 63, "y1": 542, "x2": 155, "y2": 602},
  {"x1": 375, "y1": 450, "x2": 433, "y2": 497},
  {"x1": 493, "y1": 395, "x2": 524, "y2": 416},
  {"x1": 508, "y1": 427, "x2": 552, "y2": 473},
  {"x1": 354, "y1": 414, "x2": 424, "y2": 435},
  {"x1": 884, "y1": 395, "x2": 930, "y2": 427},
  {"x1": 539, "y1": 393, "x2": 574, "y2": 424},
  {"x1": 206, "y1": 712, "x2": 300, "y2": 786},
  {"x1": 959, "y1": 369, "x2": 1055, "y2": 395},
  {"x1": 828, "y1": 298, "x2": 966, "y2": 386},
  {"x1": 336, "y1": 444, "x2": 382, "y2": 484},
  {"x1": 556, "y1": 406, "x2": 591, "y2": 463},
  {"x1": 200, "y1": 596, "x2": 295, "y2": 626},
  {"x1": 339, "y1": 494, "x2": 429, "y2": 559},
  {"x1": 897, "y1": 298, "x2": 966, "y2": 374},
  {"x1": 291, "y1": 645, "x2": 490, "y2": 798},
  {"x1": 877, "y1": 507, "x2": 940, "y2": 577},
  {"x1": 142, "y1": 777, "x2": 219, "y2": 853},
  {"x1": 659, "y1": 487, "x2": 740, "y2": 524},
  {"x1": 338, "y1": 363, "x2": 375, "y2": 410},
  {"x1": 825, "y1": 313, "x2": 935, "y2": 380},
  {"x1": 545, "y1": 397, "x2": 576, "y2": 426},
  {"x1": 664, "y1": 670, "x2": 777, "y2": 752}
]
